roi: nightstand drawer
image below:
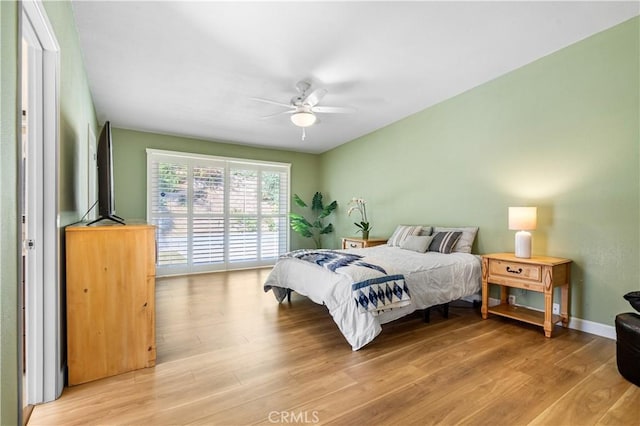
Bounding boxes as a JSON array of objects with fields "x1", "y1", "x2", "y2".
[
  {"x1": 341, "y1": 237, "x2": 387, "y2": 249},
  {"x1": 489, "y1": 259, "x2": 541, "y2": 282},
  {"x1": 344, "y1": 239, "x2": 365, "y2": 249}
]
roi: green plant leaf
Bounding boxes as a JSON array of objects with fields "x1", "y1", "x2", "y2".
[
  {"x1": 290, "y1": 221, "x2": 313, "y2": 238},
  {"x1": 320, "y1": 200, "x2": 338, "y2": 218},
  {"x1": 289, "y1": 213, "x2": 312, "y2": 228},
  {"x1": 320, "y1": 223, "x2": 334, "y2": 234},
  {"x1": 298, "y1": 227, "x2": 314, "y2": 238},
  {"x1": 292, "y1": 194, "x2": 307, "y2": 208},
  {"x1": 354, "y1": 222, "x2": 364, "y2": 230},
  {"x1": 311, "y1": 192, "x2": 324, "y2": 211}
]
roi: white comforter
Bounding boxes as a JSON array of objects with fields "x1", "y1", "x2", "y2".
[{"x1": 264, "y1": 245, "x2": 481, "y2": 350}]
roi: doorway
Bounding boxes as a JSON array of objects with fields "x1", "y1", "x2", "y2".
[{"x1": 19, "y1": 0, "x2": 62, "y2": 421}]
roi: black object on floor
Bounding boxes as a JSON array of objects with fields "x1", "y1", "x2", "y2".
[
  {"x1": 623, "y1": 291, "x2": 640, "y2": 313},
  {"x1": 615, "y1": 312, "x2": 640, "y2": 387}
]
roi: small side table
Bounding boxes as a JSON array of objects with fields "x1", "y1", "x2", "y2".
[
  {"x1": 481, "y1": 253, "x2": 572, "y2": 337},
  {"x1": 341, "y1": 237, "x2": 387, "y2": 249}
]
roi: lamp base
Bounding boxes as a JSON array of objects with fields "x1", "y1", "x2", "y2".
[{"x1": 515, "y1": 231, "x2": 532, "y2": 258}]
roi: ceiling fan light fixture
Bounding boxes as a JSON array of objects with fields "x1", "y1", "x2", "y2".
[{"x1": 290, "y1": 111, "x2": 316, "y2": 127}]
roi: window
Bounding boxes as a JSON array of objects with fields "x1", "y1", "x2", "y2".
[{"x1": 147, "y1": 149, "x2": 290, "y2": 276}]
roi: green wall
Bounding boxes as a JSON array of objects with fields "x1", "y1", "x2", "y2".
[
  {"x1": 321, "y1": 17, "x2": 640, "y2": 326},
  {"x1": 0, "y1": 2, "x2": 19, "y2": 424},
  {"x1": 111, "y1": 128, "x2": 321, "y2": 249},
  {"x1": 43, "y1": 1, "x2": 99, "y2": 224}
]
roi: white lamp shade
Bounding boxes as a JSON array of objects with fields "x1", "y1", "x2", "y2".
[
  {"x1": 290, "y1": 111, "x2": 316, "y2": 127},
  {"x1": 508, "y1": 207, "x2": 537, "y2": 231}
]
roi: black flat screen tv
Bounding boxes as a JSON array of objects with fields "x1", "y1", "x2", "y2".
[{"x1": 87, "y1": 121, "x2": 125, "y2": 225}]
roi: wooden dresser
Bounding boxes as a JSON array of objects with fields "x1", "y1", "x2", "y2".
[{"x1": 65, "y1": 222, "x2": 156, "y2": 385}]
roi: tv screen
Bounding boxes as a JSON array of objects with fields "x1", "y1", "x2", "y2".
[{"x1": 88, "y1": 121, "x2": 125, "y2": 225}]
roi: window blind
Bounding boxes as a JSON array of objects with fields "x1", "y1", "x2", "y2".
[{"x1": 147, "y1": 149, "x2": 290, "y2": 276}]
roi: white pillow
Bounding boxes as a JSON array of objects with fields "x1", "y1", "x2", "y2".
[
  {"x1": 400, "y1": 235, "x2": 434, "y2": 253},
  {"x1": 433, "y1": 226, "x2": 478, "y2": 254},
  {"x1": 387, "y1": 225, "x2": 423, "y2": 247}
]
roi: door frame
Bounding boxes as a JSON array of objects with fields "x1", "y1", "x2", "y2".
[{"x1": 20, "y1": 0, "x2": 62, "y2": 408}]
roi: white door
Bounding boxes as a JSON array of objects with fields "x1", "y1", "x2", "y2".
[
  {"x1": 21, "y1": 14, "x2": 45, "y2": 409},
  {"x1": 20, "y1": 1, "x2": 62, "y2": 414}
]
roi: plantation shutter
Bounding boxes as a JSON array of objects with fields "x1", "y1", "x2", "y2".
[
  {"x1": 192, "y1": 162, "x2": 225, "y2": 266},
  {"x1": 149, "y1": 160, "x2": 189, "y2": 268},
  {"x1": 228, "y1": 168, "x2": 259, "y2": 263},
  {"x1": 147, "y1": 149, "x2": 290, "y2": 276}
]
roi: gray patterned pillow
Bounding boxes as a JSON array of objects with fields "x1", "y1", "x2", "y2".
[
  {"x1": 433, "y1": 226, "x2": 478, "y2": 254},
  {"x1": 387, "y1": 225, "x2": 423, "y2": 247},
  {"x1": 428, "y1": 231, "x2": 462, "y2": 254}
]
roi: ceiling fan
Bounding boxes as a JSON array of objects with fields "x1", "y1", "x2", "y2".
[{"x1": 251, "y1": 80, "x2": 354, "y2": 140}]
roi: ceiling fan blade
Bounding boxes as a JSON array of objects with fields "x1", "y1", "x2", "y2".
[
  {"x1": 303, "y1": 88, "x2": 327, "y2": 107},
  {"x1": 250, "y1": 97, "x2": 291, "y2": 108},
  {"x1": 260, "y1": 110, "x2": 294, "y2": 119},
  {"x1": 312, "y1": 106, "x2": 355, "y2": 114}
]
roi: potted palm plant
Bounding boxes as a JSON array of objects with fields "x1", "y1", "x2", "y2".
[{"x1": 289, "y1": 192, "x2": 337, "y2": 248}]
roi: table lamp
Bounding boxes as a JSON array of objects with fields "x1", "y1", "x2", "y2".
[{"x1": 508, "y1": 207, "x2": 537, "y2": 258}]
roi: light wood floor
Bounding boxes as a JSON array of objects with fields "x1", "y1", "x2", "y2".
[{"x1": 29, "y1": 269, "x2": 639, "y2": 425}]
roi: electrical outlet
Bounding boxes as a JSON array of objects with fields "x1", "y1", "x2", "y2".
[
  {"x1": 508, "y1": 295, "x2": 516, "y2": 305},
  {"x1": 553, "y1": 303, "x2": 560, "y2": 314}
]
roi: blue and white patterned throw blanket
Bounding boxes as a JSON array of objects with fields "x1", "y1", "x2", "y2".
[{"x1": 283, "y1": 249, "x2": 411, "y2": 315}]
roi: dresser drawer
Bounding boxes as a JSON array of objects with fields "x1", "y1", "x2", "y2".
[
  {"x1": 343, "y1": 239, "x2": 365, "y2": 249},
  {"x1": 489, "y1": 259, "x2": 542, "y2": 282}
]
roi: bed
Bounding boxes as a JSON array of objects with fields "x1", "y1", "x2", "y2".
[{"x1": 264, "y1": 225, "x2": 482, "y2": 350}]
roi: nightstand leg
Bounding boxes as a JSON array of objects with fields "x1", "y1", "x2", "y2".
[
  {"x1": 500, "y1": 286, "x2": 508, "y2": 304},
  {"x1": 481, "y1": 258, "x2": 488, "y2": 319},
  {"x1": 543, "y1": 266, "x2": 553, "y2": 338},
  {"x1": 544, "y1": 296, "x2": 553, "y2": 337},
  {"x1": 481, "y1": 281, "x2": 488, "y2": 319},
  {"x1": 561, "y1": 284, "x2": 569, "y2": 327}
]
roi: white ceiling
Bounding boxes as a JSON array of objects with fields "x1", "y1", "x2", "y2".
[{"x1": 71, "y1": 1, "x2": 639, "y2": 154}]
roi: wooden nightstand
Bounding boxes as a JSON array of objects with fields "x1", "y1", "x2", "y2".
[
  {"x1": 481, "y1": 253, "x2": 572, "y2": 337},
  {"x1": 341, "y1": 237, "x2": 387, "y2": 249}
]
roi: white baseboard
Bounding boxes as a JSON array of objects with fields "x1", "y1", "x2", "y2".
[
  {"x1": 567, "y1": 317, "x2": 616, "y2": 340},
  {"x1": 486, "y1": 297, "x2": 615, "y2": 340}
]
